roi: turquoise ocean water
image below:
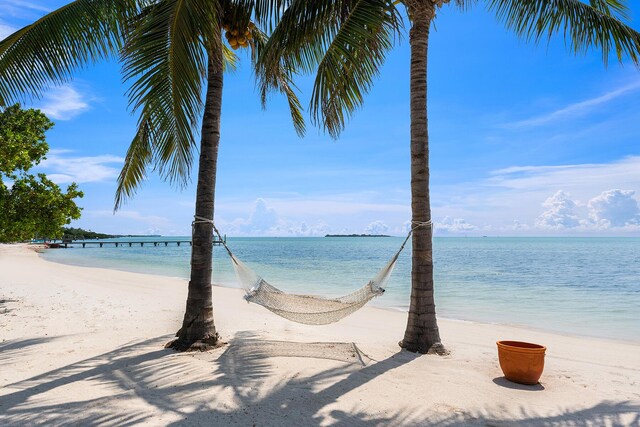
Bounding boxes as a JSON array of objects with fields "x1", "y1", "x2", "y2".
[{"x1": 40, "y1": 237, "x2": 640, "y2": 342}]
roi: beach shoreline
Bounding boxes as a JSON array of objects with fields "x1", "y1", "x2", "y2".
[
  {"x1": 1, "y1": 243, "x2": 639, "y2": 425},
  {"x1": 35, "y1": 242, "x2": 640, "y2": 346}
]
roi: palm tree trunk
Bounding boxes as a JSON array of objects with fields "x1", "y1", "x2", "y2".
[
  {"x1": 167, "y1": 47, "x2": 223, "y2": 352},
  {"x1": 400, "y1": 1, "x2": 446, "y2": 355}
]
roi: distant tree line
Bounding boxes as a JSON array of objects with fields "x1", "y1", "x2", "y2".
[
  {"x1": 60, "y1": 227, "x2": 161, "y2": 240},
  {"x1": 61, "y1": 227, "x2": 114, "y2": 240}
]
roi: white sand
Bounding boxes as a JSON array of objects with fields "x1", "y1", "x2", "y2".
[{"x1": 1, "y1": 243, "x2": 638, "y2": 426}]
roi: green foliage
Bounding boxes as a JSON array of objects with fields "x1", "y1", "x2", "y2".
[
  {"x1": 114, "y1": 0, "x2": 304, "y2": 210},
  {"x1": 62, "y1": 227, "x2": 113, "y2": 239},
  {"x1": 0, "y1": 105, "x2": 83, "y2": 242},
  {"x1": 0, "y1": 175, "x2": 83, "y2": 242},
  {"x1": 256, "y1": 0, "x2": 640, "y2": 138},
  {"x1": 0, "y1": 104, "x2": 53, "y2": 174},
  {"x1": 255, "y1": 0, "x2": 405, "y2": 137},
  {"x1": 0, "y1": 1, "x2": 305, "y2": 212},
  {"x1": 0, "y1": 0, "x2": 140, "y2": 106},
  {"x1": 122, "y1": 0, "x2": 220, "y2": 188},
  {"x1": 257, "y1": 0, "x2": 402, "y2": 138},
  {"x1": 486, "y1": 0, "x2": 640, "y2": 65}
]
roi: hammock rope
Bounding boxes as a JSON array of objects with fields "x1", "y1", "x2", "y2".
[{"x1": 193, "y1": 216, "x2": 431, "y2": 325}]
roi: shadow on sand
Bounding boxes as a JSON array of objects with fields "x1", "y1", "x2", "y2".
[
  {"x1": 492, "y1": 376, "x2": 545, "y2": 391},
  {"x1": 0, "y1": 337, "x2": 61, "y2": 368},
  {"x1": 428, "y1": 402, "x2": 640, "y2": 426},
  {"x1": 0, "y1": 333, "x2": 637, "y2": 426},
  {"x1": 0, "y1": 298, "x2": 18, "y2": 315}
]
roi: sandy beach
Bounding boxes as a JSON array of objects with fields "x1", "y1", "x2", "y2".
[{"x1": 0, "y1": 243, "x2": 638, "y2": 426}]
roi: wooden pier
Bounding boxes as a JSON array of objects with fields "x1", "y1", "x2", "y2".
[{"x1": 46, "y1": 236, "x2": 226, "y2": 249}]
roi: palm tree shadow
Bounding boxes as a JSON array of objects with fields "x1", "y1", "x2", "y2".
[
  {"x1": 0, "y1": 336, "x2": 214, "y2": 425},
  {"x1": 0, "y1": 336, "x2": 62, "y2": 368},
  {"x1": 0, "y1": 332, "x2": 423, "y2": 426},
  {"x1": 428, "y1": 401, "x2": 640, "y2": 426},
  {"x1": 176, "y1": 331, "x2": 426, "y2": 425},
  {"x1": 1, "y1": 333, "x2": 638, "y2": 426},
  {"x1": 0, "y1": 298, "x2": 18, "y2": 314}
]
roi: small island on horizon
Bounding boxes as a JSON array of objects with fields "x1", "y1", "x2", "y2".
[{"x1": 325, "y1": 234, "x2": 391, "y2": 238}]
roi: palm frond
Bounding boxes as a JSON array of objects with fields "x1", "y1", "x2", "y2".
[
  {"x1": 259, "y1": 0, "x2": 402, "y2": 138},
  {"x1": 114, "y1": 115, "x2": 154, "y2": 210},
  {"x1": 122, "y1": 0, "x2": 221, "y2": 189},
  {"x1": 251, "y1": 26, "x2": 305, "y2": 136},
  {"x1": 452, "y1": 0, "x2": 479, "y2": 12},
  {"x1": 259, "y1": 0, "x2": 358, "y2": 78},
  {"x1": 311, "y1": 0, "x2": 402, "y2": 137},
  {"x1": 223, "y1": 1, "x2": 254, "y2": 33},
  {"x1": 222, "y1": 44, "x2": 240, "y2": 72},
  {"x1": 0, "y1": 0, "x2": 139, "y2": 106},
  {"x1": 588, "y1": 0, "x2": 629, "y2": 20},
  {"x1": 487, "y1": 0, "x2": 640, "y2": 65},
  {"x1": 243, "y1": 0, "x2": 292, "y2": 32}
]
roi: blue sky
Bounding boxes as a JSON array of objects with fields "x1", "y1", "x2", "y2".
[{"x1": 2, "y1": 0, "x2": 640, "y2": 236}]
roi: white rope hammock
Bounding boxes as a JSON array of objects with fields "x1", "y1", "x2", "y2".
[{"x1": 194, "y1": 216, "x2": 431, "y2": 325}]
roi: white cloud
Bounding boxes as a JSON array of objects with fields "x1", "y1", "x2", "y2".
[
  {"x1": 510, "y1": 220, "x2": 530, "y2": 231},
  {"x1": 220, "y1": 198, "x2": 330, "y2": 236},
  {"x1": 38, "y1": 85, "x2": 90, "y2": 120},
  {"x1": 0, "y1": 0, "x2": 50, "y2": 18},
  {"x1": 38, "y1": 151, "x2": 124, "y2": 184},
  {"x1": 0, "y1": 22, "x2": 17, "y2": 40},
  {"x1": 264, "y1": 196, "x2": 408, "y2": 217},
  {"x1": 84, "y1": 210, "x2": 172, "y2": 235},
  {"x1": 112, "y1": 211, "x2": 171, "y2": 226},
  {"x1": 286, "y1": 221, "x2": 329, "y2": 237},
  {"x1": 146, "y1": 227, "x2": 162, "y2": 236},
  {"x1": 528, "y1": 189, "x2": 640, "y2": 232},
  {"x1": 364, "y1": 220, "x2": 389, "y2": 235},
  {"x1": 215, "y1": 193, "x2": 409, "y2": 236},
  {"x1": 216, "y1": 191, "x2": 411, "y2": 236},
  {"x1": 506, "y1": 81, "x2": 640, "y2": 128},
  {"x1": 535, "y1": 190, "x2": 581, "y2": 230},
  {"x1": 437, "y1": 156, "x2": 640, "y2": 232},
  {"x1": 247, "y1": 198, "x2": 278, "y2": 232},
  {"x1": 209, "y1": 156, "x2": 640, "y2": 237},
  {"x1": 88, "y1": 210, "x2": 170, "y2": 225},
  {"x1": 435, "y1": 216, "x2": 477, "y2": 234},
  {"x1": 587, "y1": 189, "x2": 640, "y2": 228},
  {"x1": 488, "y1": 156, "x2": 640, "y2": 195}
]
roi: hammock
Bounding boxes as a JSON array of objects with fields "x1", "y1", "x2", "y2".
[{"x1": 196, "y1": 217, "x2": 426, "y2": 325}]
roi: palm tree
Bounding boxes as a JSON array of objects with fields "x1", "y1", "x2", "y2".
[
  {"x1": 0, "y1": 0, "x2": 303, "y2": 351},
  {"x1": 257, "y1": 0, "x2": 640, "y2": 354}
]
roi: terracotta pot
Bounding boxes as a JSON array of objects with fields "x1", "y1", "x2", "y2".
[{"x1": 496, "y1": 340, "x2": 546, "y2": 385}]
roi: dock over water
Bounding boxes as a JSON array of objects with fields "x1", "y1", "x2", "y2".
[{"x1": 45, "y1": 236, "x2": 226, "y2": 249}]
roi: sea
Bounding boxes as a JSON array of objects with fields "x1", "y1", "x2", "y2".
[{"x1": 40, "y1": 236, "x2": 640, "y2": 342}]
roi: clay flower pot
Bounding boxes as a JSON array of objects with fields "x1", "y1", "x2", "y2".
[{"x1": 497, "y1": 340, "x2": 546, "y2": 385}]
